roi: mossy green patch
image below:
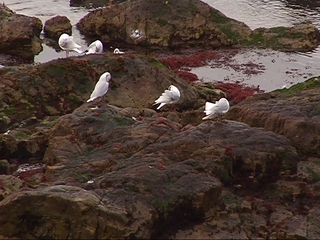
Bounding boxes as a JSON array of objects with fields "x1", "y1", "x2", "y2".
[
  {"x1": 113, "y1": 116, "x2": 134, "y2": 126},
  {"x1": 153, "y1": 197, "x2": 174, "y2": 214},
  {"x1": 67, "y1": 93, "x2": 82, "y2": 103},
  {"x1": 188, "y1": 0, "x2": 197, "y2": 15},
  {"x1": 209, "y1": 9, "x2": 229, "y2": 24},
  {"x1": 71, "y1": 171, "x2": 95, "y2": 183},
  {"x1": 274, "y1": 77, "x2": 320, "y2": 94},
  {"x1": 309, "y1": 107, "x2": 320, "y2": 117},
  {"x1": 151, "y1": 58, "x2": 166, "y2": 68},
  {"x1": 14, "y1": 132, "x2": 30, "y2": 140},
  {"x1": 157, "y1": 18, "x2": 168, "y2": 27},
  {"x1": 83, "y1": 146, "x2": 95, "y2": 157},
  {"x1": 271, "y1": 26, "x2": 287, "y2": 35},
  {"x1": 306, "y1": 166, "x2": 320, "y2": 182},
  {"x1": 2, "y1": 108, "x2": 16, "y2": 115}
]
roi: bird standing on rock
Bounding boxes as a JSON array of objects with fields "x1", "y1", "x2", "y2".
[
  {"x1": 87, "y1": 72, "x2": 112, "y2": 106},
  {"x1": 58, "y1": 33, "x2": 82, "y2": 58},
  {"x1": 85, "y1": 40, "x2": 103, "y2": 54},
  {"x1": 202, "y1": 98, "x2": 230, "y2": 120},
  {"x1": 153, "y1": 85, "x2": 181, "y2": 110}
]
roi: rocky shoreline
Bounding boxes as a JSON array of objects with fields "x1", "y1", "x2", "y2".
[{"x1": 1, "y1": 0, "x2": 320, "y2": 239}]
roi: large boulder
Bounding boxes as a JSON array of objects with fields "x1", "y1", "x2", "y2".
[
  {"x1": 247, "y1": 21, "x2": 320, "y2": 51},
  {"x1": 44, "y1": 15, "x2": 72, "y2": 39},
  {"x1": 0, "y1": 4, "x2": 43, "y2": 59},
  {"x1": 76, "y1": 0, "x2": 320, "y2": 52},
  {"x1": 76, "y1": 0, "x2": 252, "y2": 48}
]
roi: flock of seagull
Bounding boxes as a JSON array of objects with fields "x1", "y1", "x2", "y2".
[{"x1": 57, "y1": 33, "x2": 230, "y2": 120}]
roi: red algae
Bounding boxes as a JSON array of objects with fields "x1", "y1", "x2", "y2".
[
  {"x1": 215, "y1": 82, "x2": 264, "y2": 104},
  {"x1": 159, "y1": 49, "x2": 263, "y2": 103}
]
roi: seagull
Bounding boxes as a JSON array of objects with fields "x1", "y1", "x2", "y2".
[
  {"x1": 153, "y1": 85, "x2": 180, "y2": 110},
  {"x1": 130, "y1": 29, "x2": 142, "y2": 40},
  {"x1": 113, "y1": 48, "x2": 124, "y2": 54},
  {"x1": 58, "y1": 33, "x2": 82, "y2": 57},
  {"x1": 86, "y1": 40, "x2": 103, "y2": 54},
  {"x1": 202, "y1": 98, "x2": 230, "y2": 120},
  {"x1": 130, "y1": 29, "x2": 145, "y2": 43},
  {"x1": 87, "y1": 72, "x2": 111, "y2": 104}
]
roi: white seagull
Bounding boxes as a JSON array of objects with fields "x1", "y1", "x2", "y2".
[
  {"x1": 153, "y1": 85, "x2": 181, "y2": 110},
  {"x1": 130, "y1": 29, "x2": 142, "y2": 40},
  {"x1": 113, "y1": 48, "x2": 125, "y2": 54},
  {"x1": 86, "y1": 40, "x2": 103, "y2": 54},
  {"x1": 202, "y1": 98, "x2": 230, "y2": 120},
  {"x1": 87, "y1": 72, "x2": 111, "y2": 103},
  {"x1": 58, "y1": 33, "x2": 82, "y2": 57},
  {"x1": 130, "y1": 29, "x2": 145, "y2": 43}
]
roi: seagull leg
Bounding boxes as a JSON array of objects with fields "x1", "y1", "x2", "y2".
[{"x1": 66, "y1": 50, "x2": 69, "y2": 58}]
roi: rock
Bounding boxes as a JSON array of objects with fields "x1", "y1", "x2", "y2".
[
  {"x1": 76, "y1": 0, "x2": 320, "y2": 52},
  {"x1": 0, "y1": 54, "x2": 217, "y2": 133},
  {"x1": 44, "y1": 15, "x2": 72, "y2": 39},
  {"x1": 0, "y1": 100, "x2": 300, "y2": 238},
  {"x1": 70, "y1": 0, "x2": 125, "y2": 8},
  {"x1": 43, "y1": 105, "x2": 298, "y2": 190},
  {"x1": 0, "y1": 4, "x2": 43, "y2": 59},
  {"x1": 76, "y1": 0, "x2": 252, "y2": 48},
  {"x1": 225, "y1": 77, "x2": 320, "y2": 157},
  {"x1": 0, "y1": 175, "x2": 24, "y2": 201},
  {"x1": 0, "y1": 159, "x2": 10, "y2": 174},
  {"x1": 250, "y1": 21, "x2": 320, "y2": 51}
]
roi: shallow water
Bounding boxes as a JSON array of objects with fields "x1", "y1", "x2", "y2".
[{"x1": 4, "y1": 0, "x2": 320, "y2": 91}]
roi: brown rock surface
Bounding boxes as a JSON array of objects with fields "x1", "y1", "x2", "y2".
[
  {"x1": 76, "y1": 0, "x2": 252, "y2": 48},
  {"x1": 0, "y1": 102, "x2": 299, "y2": 238},
  {"x1": 44, "y1": 15, "x2": 72, "y2": 39},
  {"x1": 225, "y1": 78, "x2": 320, "y2": 157},
  {"x1": 0, "y1": 4, "x2": 43, "y2": 59}
]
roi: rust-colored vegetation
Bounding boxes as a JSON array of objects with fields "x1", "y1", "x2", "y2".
[
  {"x1": 215, "y1": 82, "x2": 264, "y2": 104},
  {"x1": 159, "y1": 49, "x2": 263, "y2": 103}
]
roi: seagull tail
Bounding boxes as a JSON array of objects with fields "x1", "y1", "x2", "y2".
[
  {"x1": 157, "y1": 103, "x2": 166, "y2": 110},
  {"x1": 87, "y1": 97, "x2": 95, "y2": 103},
  {"x1": 74, "y1": 48, "x2": 83, "y2": 53}
]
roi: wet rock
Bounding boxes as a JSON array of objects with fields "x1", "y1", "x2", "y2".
[
  {"x1": 76, "y1": 0, "x2": 252, "y2": 48},
  {"x1": 76, "y1": 0, "x2": 319, "y2": 52},
  {"x1": 225, "y1": 77, "x2": 320, "y2": 157},
  {"x1": 44, "y1": 15, "x2": 72, "y2": 39},
  {"x1": 250, "y1": 21, "x2": 320, "y2": 51},
  {"x1": 0, "y1": 4, "x2": 43, "y2": 59}
]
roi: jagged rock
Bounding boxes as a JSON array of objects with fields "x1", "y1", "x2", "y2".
[
  {"x1": 0, "y1": 100, "x2": 299, "y2": 238},
  {"x1": 0, "y1": 4, "x2": 43, "y2": 59},
  {"x1": 44, "y1": 15, "x2": 72, "y2": 39},
  {"x1": 225, "y1": 77, "x2": 320, "y2": 157}
]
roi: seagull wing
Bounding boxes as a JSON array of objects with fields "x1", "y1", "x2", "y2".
[{"x1": 87, "y1": 78, "x2": 109, "y2": 102}]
